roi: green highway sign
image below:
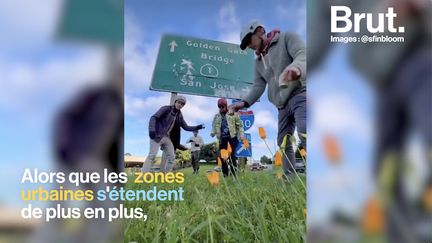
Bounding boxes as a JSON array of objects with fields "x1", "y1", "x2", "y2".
[
  {"x1": 57, "y1": 0, "x2": 123, "y2": 46},
  {"x1": 150, "y1": 34, "x2": 255, "y2": 99}
]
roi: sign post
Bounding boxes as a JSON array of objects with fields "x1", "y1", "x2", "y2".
[{"x1": 151, "y1": 34, "x2": 255, "y2": 99}]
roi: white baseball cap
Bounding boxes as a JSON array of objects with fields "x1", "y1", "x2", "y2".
[{"x1": 240, "y1": 20, "x2": 265, "y2": 50}]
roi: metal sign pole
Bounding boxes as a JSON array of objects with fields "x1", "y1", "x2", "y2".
[{"x1": 170, "y1": 92, "x2": 178, "y2": 105}]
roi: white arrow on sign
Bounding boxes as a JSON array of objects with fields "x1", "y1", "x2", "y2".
[
  {"x1": 168, "y1": 41, "x2": 178, "y2": 52},
  {"x1": 237, "y1": 145, "x2": 248, "y2": 154}
]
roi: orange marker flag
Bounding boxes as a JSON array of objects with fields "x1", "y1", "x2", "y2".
[
  {"x1": 361, "y1": 197, "x2": 384, "y2": 234},
  {"x1": 227, "y1": 143, "x2": 232, "y2": 155},
  {"x1": 323, "y1": 135, "x2": 341, "y2": 164},
  {"x1": 243, "y1": 138, "x2": 249, "y2": 148},
  {"x1": 423, "y1": 186, "x2": 432, "y2": 212},
  {"x1": 300, "y1": 148, "x2": 307, "y2": 158},
  {"x1": 206, "y1": 171, "x2": 220, "y2": 187},
  {"x1": 274, "y1": 151, "x2": 282, "y2": 166},
  {"x1": 217, "y1": 157, "x2": 222, "y2": 167},
  {"x1": 258, "y1": 127, "x2": 266, "y2": 140},
  {"x1": 220, "y1": 149, "x2": 229, "y2": 160},
  {"x1": 277, "y1": 171, "x2": 283, "y2": 179}
]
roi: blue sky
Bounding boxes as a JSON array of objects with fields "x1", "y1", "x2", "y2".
[
  {"x1": 124, "y1": 0, "x2": 307, "y2": 160},
  {"x1": 307, "y1": 45, "x2": 375, "y2": 223}
]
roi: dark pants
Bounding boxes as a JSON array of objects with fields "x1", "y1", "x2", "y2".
[
  {"x1": 219, "y1": 137, "x2": 239, "y2": 177},
  {"x1": 191, "y1": 150, "x2": 200, "y2": 172},
  {"x1": 278, "y1": 88, "x2": 307, "y2": 175},
  {"x1": 375, "y1": 47, "x2": 431, "y2": 182},
  {"x1": 374, "y1": 47, "x2": 431, "y2": 243}
]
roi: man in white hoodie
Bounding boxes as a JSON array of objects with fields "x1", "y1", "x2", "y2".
[
  {"x1": 187, "y1": 130, "x2": 204, "y2": 174},
  {"x1": 230, "y1": 20, "x2": 306, "y2": 178}
]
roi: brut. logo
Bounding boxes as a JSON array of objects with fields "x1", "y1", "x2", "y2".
[{"x1": 331, "y1": 6, "x2": 405, "y2": 33}]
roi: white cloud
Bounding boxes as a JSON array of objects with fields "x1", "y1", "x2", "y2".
[
  {"x1": 217, "y1": 2, "x2": 239, "y2": 30},
  {"x1": 180, "y1": 95, "x2": 218, "y2": 123},
  {"x1": 219, "y1": 32, "x2": 240, "y2": 45},
  {"x1": 124, "y1": 14, "x2": 159, "y2": 94},
  {"x1": 308, "y1": 166, "x2": 373, "y2": 222},
  {"x1": 249, "y1": 109, "x2": 278, "y2": 131},
  {"x1": 309, "y1": 167, "x2": 370, "y2": 191},
  {"x1": 216, "y1": 2, "x2": 240, "y2": 44},
  {"x1": 125, "y1": 93, "x2": 219, "y2": 125},
  {"x1": 0, "y1": 0, "x2": 62, "y2": 50},
  {"x1": 275, "y1": 1, "x2": 306, "y2": 37},
  {"x1": 125, "y1": 138, "x2": 148, "y2": 146},
  {"x1": 306, "y1": 90, "x2": 374, "y2": 158},
  {"x1": 0, "y1": 50, "x2": 106, "y2": 111},
  {"x1": 254, "y1": 140, "x2": 277, "y2": 152},
  {"x1": 310, "y1": 93, "x2": 373, "y2": 141},
  {"x1": 125, "y1": 93, "x2": 171, "y2": 118}
]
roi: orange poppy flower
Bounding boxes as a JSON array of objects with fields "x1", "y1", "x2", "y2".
[
  {"x1": 423, "y1": 186, "x2": 432, "y2": 212},
  {"x1": 217, "y1": 157, "x2": 222, "y2": 167},
  {"x1": 277, "y1": 171, "x2": 283, "y2": 179},
  {"x1": 361, "y1": 197, "x2": 384, "y2": 234},
  {"x1": 227, "y1": 143, "x2": 232, "y2": 155},
  {"x1": 258, "y1": 127, "x2": 266, "y2": 140},
  {"x1": 220, "y1": 149, "x2": 229, "y2": 160},
  {"x1": 275, "y1": 151, "x2": 282, "y2": 166},
  {"x1": 206, "y1": 171, "x2": 219, "y2": 186},
  {"x1": 323, "y1": 135, "x2": 341, "y2": 164},
  {"x1": 243, "y1": 138, "x2": 249, "y2": 148},
  {"x1": 300, "y1": 148, "x2": 307, "y2": 158}
]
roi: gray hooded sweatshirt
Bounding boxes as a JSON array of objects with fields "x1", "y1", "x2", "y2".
[{"x1": 242, "y1": 32, "x2": 306, "y2": 109}]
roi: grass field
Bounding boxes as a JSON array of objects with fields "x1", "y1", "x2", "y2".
[{"x1": 124, "y1": 164, "x2": 306, "y2": 242}]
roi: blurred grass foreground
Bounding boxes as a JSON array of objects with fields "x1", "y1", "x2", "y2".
[{"x1": 124, "y1": 165, "x2": 306, "y2": 242}]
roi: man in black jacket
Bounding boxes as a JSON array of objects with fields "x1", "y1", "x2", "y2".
[{"x1": 141, "y1": 95, "x2": 204, "y2": 172}]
